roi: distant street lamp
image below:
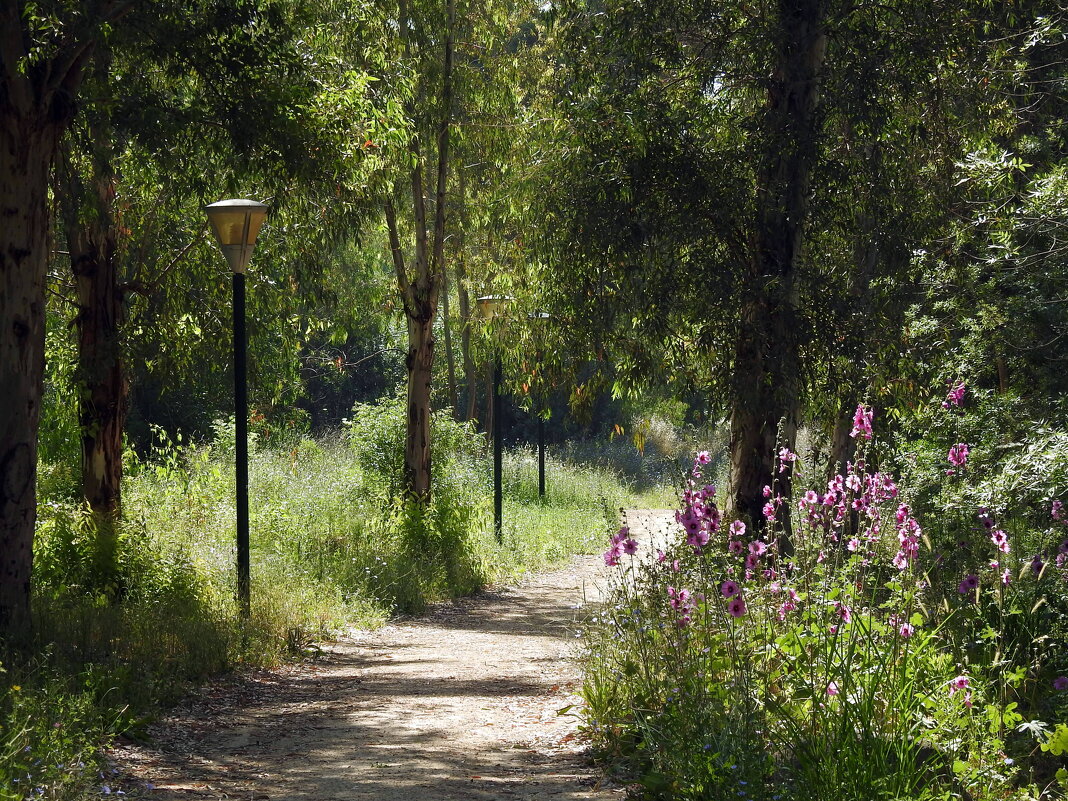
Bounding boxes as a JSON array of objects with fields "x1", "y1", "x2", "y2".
[
  {"x1": 477, "y1": 295, "x2": 512, "y2": 542},
  {"x1": 205, "y1": 199, "x2": 269, "y2": 618},
  {"x1": 528, "y1": 312, "x2": 551, "y2": 498}
]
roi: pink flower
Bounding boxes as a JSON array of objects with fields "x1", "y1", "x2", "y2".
[
  {"x1": 835, "y1": 602, "x2": 852, "y2": 624},
  {"x1": 944, "y1": 379, "x2": 966, "y2": 408},
  {"x1": 826, "y1": 681, "x2": 839, "y2": 696},
  {"x1": 762, "y1": 502, "x2": 776, "y2": 521},
  {"x1": 958, "y1": 574, "x2": 979, "y2": 595},
  {"x1": 1053, "y1": 500, "x2": 1064, "y2": 521},
  {"x1": 898, "y1": 622, "x2": 915, "y2": 638},
  {"x1": 948, "y1": 443, "x2": 969, "y2": 469},
  {"x1": 745, "y1": 553, "x2": 759, "y2": 569},
  {"x1": 949, "y1": 675, "x2": 969, "y2": 692},
  {"x1": 656, "y1": 549, "x2": 667, "y2": 563},
  {"x1": 763, "y1": 485, "x2": 772, "y2": 498},
  {"x1": 990, "y1": 529, "x2": 1010, "y2": 554},
  {"x1": 748, "y1": 540, "x2": 767, "y2": 556},
  {"x1": 721, "y1": 580, "x2": 740, "y2": 598},
  {"x1": 623, "y1": 538, "x2": 639, "y2": 555},
  {"x1": 1054, "y1": 676, "x2": 1068, "y2": 691},
  {"x1": 727, "y1": 596, "x2": 747, "y2": 618},
  {"x1": 612, "y1": 526, "x2": 630, "y2": 545},
  {"x1": 696, "y1": 451, "x2": 711, "y2": 465},
  {"x1": 847, "y1": 537, "x2": 860, "y2": 552},
  {"x1": 730, "y1": 520, "x2": 746, "y2": 537},
  {"x1": 671, "y1": 559, "x2": 680, "y2": 573},
  {"x1": 728, "y1": 539, "x2": 745, "y2": 556},
  {"x1": 603, "y1": 546, "x2": 621, "y2": 566},
  {"x1": 1001, "y1": 568, "x2": 1012, "y2": 585},
  {"x1": 850, "y1": 404, "x2": 873, "y2": 440}
]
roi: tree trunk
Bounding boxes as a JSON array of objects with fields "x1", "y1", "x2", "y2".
[
  {"x1": 404, "y1": 315, "x2": 435, "y2": 498},
  {"x1": 728, "y1": 0, "x2": 827, "y2": 545},
  {"x1": 58, "y1": 144, "x2": 127, "y2": 591},
  {"x1": 0, "y1": 122, "x2": 57, "y2": 639},
  {"x1": 441, "y1": 260, "x2": 460, "y2": 416},
  {"x1": 455, "y1": 170, "x2": 477, "y2": 423}
]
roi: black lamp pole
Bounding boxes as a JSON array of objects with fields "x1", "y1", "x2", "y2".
[
  {"x1": 538, "y1": 413, "x2": 545, "y2": 497},
  {"x1": 233, "y1": 270, "x2": 250, "y2": 618},
  {"x1": 493, "y1": 351, "x2": 503, "y2": 542},
  {"x1": 206, "y1": 198, "x2": 267, "y2": 620}
]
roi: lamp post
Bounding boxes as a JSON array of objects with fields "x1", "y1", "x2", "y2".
[
  {"x1": 476, "y1": 295, "x2": 512, "y2": 542},
  {"x1": 205, "y1": 199, "x2": 268, "y2": 618},
  {"x1": 528, "y1": 312, "x2": 551, "y2": 498}
]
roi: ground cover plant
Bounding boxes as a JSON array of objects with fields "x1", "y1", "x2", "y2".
[
  {"x1": 1, "y1": 398, "x2": 660, "y2": 800},
  {"x1": 584, "y1": 388, "x2": 1068, "y2": 801}
]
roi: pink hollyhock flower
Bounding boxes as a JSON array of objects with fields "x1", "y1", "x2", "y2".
[
  {"x1": 763, "y1": 485, "x2": 773, "y2": 498},
  {"x1": 728, "y1": 539, "x2": 745, "y2": 555},
  {"x1": 898, "y1": 622, "x2": 915, "y2": 638},
  {"x1": 612, "y1": 526, "x2": 630, "y2": 544},
  {"x1": 835, "y1": 602, "x2": 852, "y2": 624},
  {"x1": 778, "y1": 601, "x2": 797, "y2": 620},
  {"x1": 949, "y1": 675, "x2": 970, "y2": 692},
  {"x1": 745, "y1": 554, "x2": 759, "y2": 569},
  {"x1": 603, "y1": 546, "x2": 621, "y2": 566},
  {"x1": 850, "y1": 404, "x2": 873, "y2": 440},
  {"x1": 727, "y1": 597, "x2": 747, "y2": 618},
  {"x1": 944, "y1": 379, "x2": 966, "y2": 408},
  {"x1": 958, "y1": 574, "x2": 979, "y2": 595},
  {"x1": 730, "y1": 520, "x2": 746, "y2": 537},
  {"x1": 623, "y1": 538, "x2": 639, "y2": 555},
  {"x1": 749, "y1": 540, "x2": 767, "y2": 556},
  {"x1": 1001, "y1": 568, "x2": 1012, "y2": 585},
  {"x1": 847, "y1": 537, "x2": 860, "y2": 552},
  {"x1": 826, "y1": 681, "x2": 839, "y2": 696},
  {"x1": 948, "y1": 443, "x2": 969, "y2": 468},
  {"x1": 1054, "y1": 676, "x2": 1068, "y2": 691},
  {"x1": 671, "y1": 559, "x2": 681, "y2": 573},
  {"x1": 696, "y1": 451, "x2": 711, "y2": 465},
  {"x1": 721, "y1": 580, "x2": 740, "y2": 598},
  {"x1": 763, "y1": 502, "x2": 776, "y2": 521},
  {"x1": 1053, "y1": 500, "x2": 1064, "y2": 521},
  {"x1": 990, "y1": 529, "x2": 1010, "y2": 554},
  {"x1": 656, "y1": 549, "x2": 667, "y2": 563}
]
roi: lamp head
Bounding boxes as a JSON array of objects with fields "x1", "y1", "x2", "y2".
[
  {"x1": 205, "y1": 199, "x2": 269, "y2": 274},
  {"x1": 476, "y1": 295, "x2": 513, "y2": 321}
]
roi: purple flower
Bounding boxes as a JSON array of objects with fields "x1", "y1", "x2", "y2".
[
  {"x1": 603, "y1": 546, "x2": 621, "y2": 566},
  {"x1": 944, "y1": 379, "x2": 966, "y2": 408},
  {"x1": 730, "y1": 520, "x2": 746, "y2": 537},
  {"x1": 748, "y1": 540, "x2": 767, "y2": 556},
  {"x1": 721, "y1": 580, "x2": 740, "y2": 598},
  {"x1": 850, "y1": 404, "x2": 873, "y2": 440},
  {"x1": 727, "y1": 597, "x2": 747, "y2": 618},
  {"x1": 622, "y1": 538, "x2": 639, "y2": 555},
  {"x1": 728, "y1": 539, "x2": 745, "y2": 556},
  {"x1": 948, "y1": 443, "x2": 969, "y2": 469},
  {"x1": 1055, "y1": 676, "x2": 1068, "y2": 691},
  {"x1": 958, "y1": 574, "x2": 979, "y2": 595}
]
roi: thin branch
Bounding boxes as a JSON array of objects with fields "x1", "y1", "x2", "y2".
[{"x1": 385, "y1": 198, "x2": 415, "y2": 316}]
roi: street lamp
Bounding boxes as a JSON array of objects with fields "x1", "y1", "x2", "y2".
[
  {"x1": 205, "y1": 199, "x2": 268, "y2": 618},
  {"x1": 528, "y1": 312, "x2": 551, "y2": 498},
  {"x1": 476, "y1": 295, "x2": 512, "y2": 542}
]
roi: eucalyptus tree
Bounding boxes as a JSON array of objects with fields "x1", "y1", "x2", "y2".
[
  {"x1": 361, "y1": 0, "x2": 534, "y2": 498},
  {"x1": 533, "y1": 0, "x2": 998, "y2": 532},
  {"x1": 1, "y1": 0, "x2": 137, "y2": 637}
]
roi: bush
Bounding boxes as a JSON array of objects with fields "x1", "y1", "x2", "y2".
[{"x1": 584, "y1": 402, "x2": 1067, "y2": 801}]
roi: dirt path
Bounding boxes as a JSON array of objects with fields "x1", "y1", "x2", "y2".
[{"x1": 112, "y1": 510, "x2": 674, "y2": 801}]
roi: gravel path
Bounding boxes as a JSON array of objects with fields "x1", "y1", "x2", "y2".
[{"x1": 111, "y1": 511, "x2": 674, "y2": 801}]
